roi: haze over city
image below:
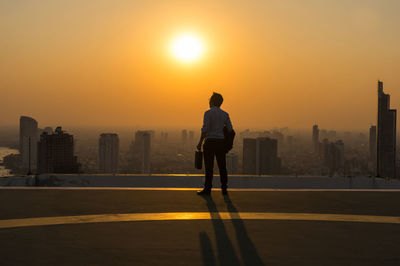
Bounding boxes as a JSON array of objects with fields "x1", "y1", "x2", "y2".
[
  {"x1": 2, "y1": 1, "x2": 400, "y2": 265},
  {"x1": 1, "y1": 0, "x2": 400, "y2": 130}
]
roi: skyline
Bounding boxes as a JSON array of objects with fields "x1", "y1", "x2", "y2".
[{"x1": 1, "y1": 0, "x2": 400, "y2": 130}]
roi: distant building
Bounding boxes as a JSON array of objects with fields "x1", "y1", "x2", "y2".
[
  {"x1": 162, "y1": 132, "x2": 168, "y2": 143},
  {"x1": 160, "y1": 132, "x2": 168, "y2": 144},
  {"x1": 243, "y1": 137, "x2": 281, "y2": 175},
  {"x1": 321, "y1": 138, "x2": 330, "y2": 165},
  {"x1": 312, "y1": 125, "x2": 319, "y2": 153},
  {"x1": 181, "y1": 130, "x2": 188, "y2": 145},
  {"x1": 320, "y1": 129, "x2": 328, "y2": 139},
  {"x1": 377, "y1": 81, "x2": 397, "y2": 178},
  {"x1": 256, "y1": 137, "x2": 281, "y2": 175},
  {"x1": 243, "y1": 138, "x2": 257, "y2": 174},
  {"x1": 369, "y1": 125, "x2": 377, "y2": 174},
  {"x1": 43, "y1": 127, "x2": 53, "y2": 134},
  {"x1": 326, "y1": 140, "x2": 345, "y2": 176},
  {"x1": 286, "y1": 136, "x2": 293, "y2": 146},
  {"x1": 37, "y1": 127, "x2": 79, "y2": 174},
  {"x1": 188, "y1": 130, "x2": 195, "y2": 145},
  {"x1": 19, "y1": 116, "x2": 38, "y2": 174},
  {"x1": 272, "y1": 131, "x2": 284, "y2": 153},
  {"x1": 99, "y1": 133, "x2": 119, "y2": 173},
  {"x1": 327, "y1": 130, "x2": 337, "y2": 140},
  {"x1": 226, "y1": 153, "x2": 238, "y2": 174},
  {"x1": 133, "y1": 131, "x2": 151, "y2": 174}
]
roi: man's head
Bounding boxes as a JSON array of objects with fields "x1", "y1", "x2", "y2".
[{"x1": 209, "y1": 92, "x2": 223, "y2": 107}]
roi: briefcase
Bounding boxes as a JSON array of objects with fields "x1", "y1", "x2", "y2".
[{"x1": 195, "y1": 150, "x2": 203, "y2": 169}]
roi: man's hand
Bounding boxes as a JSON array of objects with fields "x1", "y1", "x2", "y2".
[{"x1": 197, "y1": 131, "x2": 206, "y2": 151}]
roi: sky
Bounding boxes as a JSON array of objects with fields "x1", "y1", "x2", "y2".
[{"x1": 1, "y1": 0, "x2": 400, "y2": 131}]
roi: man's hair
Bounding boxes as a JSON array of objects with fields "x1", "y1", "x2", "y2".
[{"x1": 210, "y1": 92, "x2": 223, "y2": 107}]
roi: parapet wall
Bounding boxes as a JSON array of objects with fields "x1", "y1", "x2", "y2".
[{"x1": 1, "y1": 175, "x2": 400, "y2": 189}]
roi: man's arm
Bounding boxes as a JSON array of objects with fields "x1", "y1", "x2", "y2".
[
  {"x1": 197, "y1": 131, "x2": 206, "y2": 151},
  {"x1": 225, "y1": 113, "x2": 233, "y2": 132},
  {"x1": 197, "y1": 112, "x2": 208, "y2": 150}
]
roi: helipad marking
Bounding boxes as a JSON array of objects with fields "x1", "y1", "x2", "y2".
[{"x1": 0, "y1": 212, "x2": 399, "y2": 229}]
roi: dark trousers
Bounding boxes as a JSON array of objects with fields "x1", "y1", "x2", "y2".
[{"x1": 203, "y1": 138, "x2": 228, "y2": 190}]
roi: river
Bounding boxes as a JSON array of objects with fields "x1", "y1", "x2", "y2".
[{"x1": 0, "y1": 147, "x2": 19, "y2": 177}]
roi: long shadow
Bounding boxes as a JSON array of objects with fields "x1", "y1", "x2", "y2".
[
  {"x1": 200, "y1": 196, "x2": 241, "y2": 266},
  {"x1": 224, "y1": 194, "x2": 265, "y2": 266},
  {"x1": 199, "y1": 232, "x2": 216, "y2": 266}
]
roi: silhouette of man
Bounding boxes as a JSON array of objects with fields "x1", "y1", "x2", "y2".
[{"x1": 197, "y1": 92, "x2": 233, "y2": 195}]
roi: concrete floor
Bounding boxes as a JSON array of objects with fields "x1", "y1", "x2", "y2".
[{"x1": 0, "y1": 189, "x2": 399, "y2": 265}]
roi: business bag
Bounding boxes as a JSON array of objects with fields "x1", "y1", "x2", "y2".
[
  {"x1": 195, "y1": 150, "x2": 203, "y2": 169},
  {"x1": 223, "y1": 126, "x2": 236, "y2": 153}
]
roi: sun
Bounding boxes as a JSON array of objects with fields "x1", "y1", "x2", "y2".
[{"x1": 170, "y1": 34, "x2": 205, "y2": 63}]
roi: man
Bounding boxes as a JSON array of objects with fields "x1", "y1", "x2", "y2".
[{"x1": 197, "y1": 92, "x2": 233, "y2": 195}]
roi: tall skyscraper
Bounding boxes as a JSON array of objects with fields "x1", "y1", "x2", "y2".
[
  {"x1": 19, "y1": 116, "x2": 38, "y2": 174},
  {"x1": 369, "y1": 125, "x2": 377, "y2": 168},
  {"x1": 312, "y1": 125, "x2": 319, "y2": 153},
  {"x1": 243, "y1": 137, "x2": 281, "y2": 175},
  {"x1": 133, "y1": 131, "x2": 151, "y2": 174},
  {"x1": 99, "y1": 133, "x2": 119, "y2": 173},
  {"x1": 226, "y1": 153, "x2": 238, "y2": 174},
  {"x1": 377, "y1": 81, "x2": 397, "y2": 178},
  {"x1": 37, "y1": 127, "x2": 79, "y2": 174}
]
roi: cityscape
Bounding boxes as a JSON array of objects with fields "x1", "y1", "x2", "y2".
[
  {"x1": 1, "y1": 1, "x2": 400, "y2": 265},
  {"x1": 1, "y1": 81, "x2": 397, "y2": 179}
]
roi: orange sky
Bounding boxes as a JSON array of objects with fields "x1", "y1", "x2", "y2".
[{"x1": 1, "y1": 0, "x2": 399, "y2": 130}]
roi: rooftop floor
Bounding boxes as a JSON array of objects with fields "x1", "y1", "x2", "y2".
[{"x1": 0, "y1": 188, "x2": 399, "y2": 265}]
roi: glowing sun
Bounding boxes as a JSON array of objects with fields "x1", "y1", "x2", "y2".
[{"x1": 170, "y1": 34, "x2": 205, "y2": 63}]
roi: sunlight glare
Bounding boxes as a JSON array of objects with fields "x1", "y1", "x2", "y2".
[{"x1": 170, "y1": 34, "x2": 205, "y2": 63}]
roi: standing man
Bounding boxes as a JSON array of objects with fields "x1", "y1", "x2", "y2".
[{"x1": 197, "y1": 92, "x2": 233, "y2": 195}]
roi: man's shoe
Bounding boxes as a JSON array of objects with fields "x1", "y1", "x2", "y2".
[
  {"x1": 197, "y1": 189, "x2": 211, "y2": 196},
  {"x1": 222, "y1": 188, "x2": 228, "y2": 195}
]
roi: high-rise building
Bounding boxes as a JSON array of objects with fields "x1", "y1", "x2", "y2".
[
  {"x1": 243, "y1": 138, "x2": 257, "y2": 174},
  {"x1": 377, "y1": 81, "x2": 397, "y2": 178},
  {"x1": 243, "y1": 137, "x2": 281, "y2": 175},
  {"x1": 326, "y1": 140, "x2": 345, "y2": 176},
  {"x1": 99, "y1": 133, "x2": 119, "y2": 173},
  {"x1": 312, "y1": 125, "x2": 319, "y2": 153},
  {"x1": 369, "y1": 125, "x2": 377, "y2": 167},
  {"x1": 226, "y1": 153, "x2": 238, "y2": 174},
  {"x1": 256, "y1": 137, "x2": 281, "y2": 175},
  {"x1": 321, "y1": 138, "x2": 330, "y2": 165},
  {"x1": 19, "y1": 116, "x2": 38, "y2": 174},
  {"x1": 133, "y1": 131, "x2": 151, "y2": 174},
  {"x1": 37, "y1": 127, "x2": 79, "y2": 174},
  {"x1": 272, "y1": 131, "x2": 284, "y2": 153}
]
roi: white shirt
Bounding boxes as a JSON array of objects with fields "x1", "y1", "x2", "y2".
[{"x1": 201, "y1": 106, "x2": 233, "y2": 139}]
